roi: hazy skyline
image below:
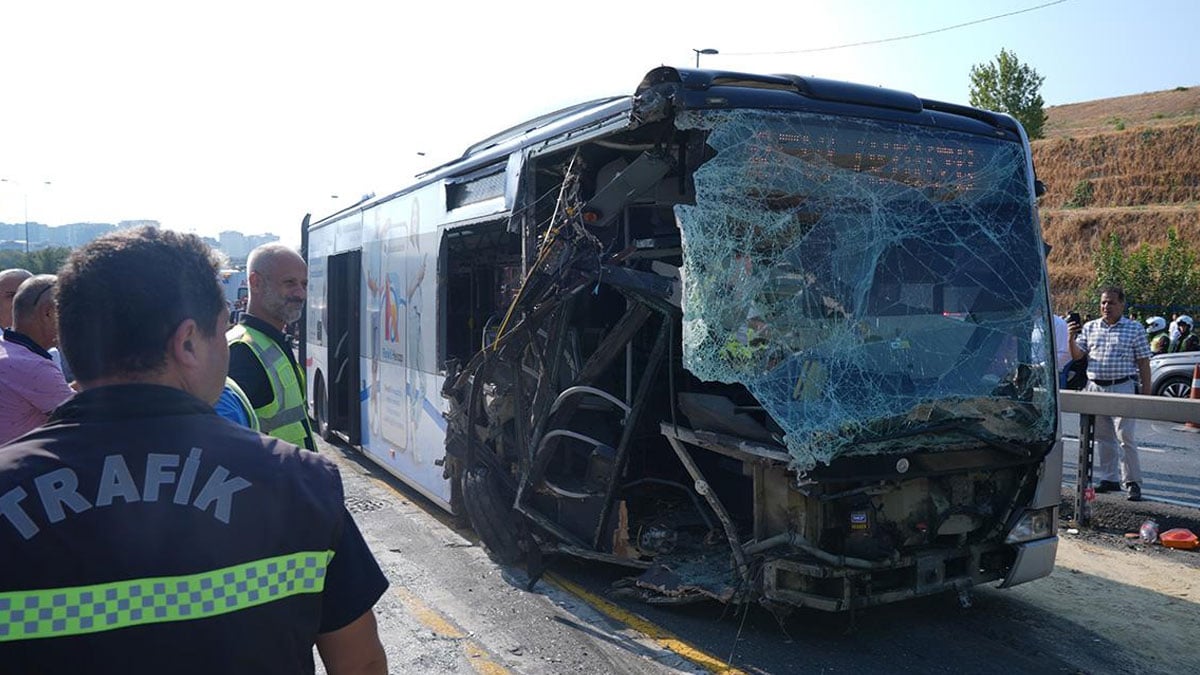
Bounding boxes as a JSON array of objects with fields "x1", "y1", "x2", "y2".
[{"x1": 2, "y1": 0, "x2": 1196, "y2": 247}]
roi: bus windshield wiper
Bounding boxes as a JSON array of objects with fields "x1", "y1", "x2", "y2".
[
  {"x1": 855, "y1": 415, "x2": 984, "y2": 444},
  {"x1": 853, "y1": 416, "x2": 1032, "y2": 457}
]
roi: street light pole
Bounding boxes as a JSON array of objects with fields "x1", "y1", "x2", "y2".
[
  {"x1": 1, "y1": 178, "x2": 52, "y2": 255},
  {"x1": 692, "y1": 48, "x2": 719, "y2": 68}
]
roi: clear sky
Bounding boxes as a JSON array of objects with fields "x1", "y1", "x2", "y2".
[{"x1": 1, "y1": 0, "x2": 1195, "y2": 247}]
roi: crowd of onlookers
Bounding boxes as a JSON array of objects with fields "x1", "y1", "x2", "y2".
[
  {"x1": 1059, "y1": 311, "x2": 1200, "y2": 355},
  {"x1": 1137, "y1": 313, "x2": 1200, "y2": 354},
  {"x1": 0, "y1": 231, "x2": 388, "y2": 674},
  {"x1": 0, "y1": 268, "x2": 76, "y2": 445},
  {"x1": 228, "y1": 294, "x2": 248, "y2": 325}
]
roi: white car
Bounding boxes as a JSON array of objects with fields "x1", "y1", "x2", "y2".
[{"x1": 1149, "y1": 351, "x2": 1200, "y2": 397}]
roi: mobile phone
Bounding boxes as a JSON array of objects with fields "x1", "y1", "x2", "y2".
[{"x1": 1067, "y1": 311, "x2": 1081, "y2": 325}]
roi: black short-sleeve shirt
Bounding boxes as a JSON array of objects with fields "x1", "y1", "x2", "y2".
[{"x1": 0, "y1": 384, "x2": 388, "y2": 674}]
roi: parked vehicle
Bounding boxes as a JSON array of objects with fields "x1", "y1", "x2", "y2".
[
  {"x1": 218, "y1": 268, "x2": 247, "y2": 306},
  {"x1": 1150, "y1": 351, "x2": 1200, "y2": 397},
  {"x1": 303, "y1": 66, "x2": 1061, "y2": 612}
]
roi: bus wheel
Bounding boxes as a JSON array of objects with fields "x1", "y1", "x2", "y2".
[
  {"x1": 314, "y1": 374, "x2": 333, "y2": 441},
  {"x1": 461, "y1": 464, "x2": 523, "y2": 565}
]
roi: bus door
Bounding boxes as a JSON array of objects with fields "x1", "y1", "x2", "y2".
[{"x1": 326, "y1": 250, "x2": 362, "y2": 445}]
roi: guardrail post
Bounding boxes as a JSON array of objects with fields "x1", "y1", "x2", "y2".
[
  {"x1": 1059, "y1": 390, "x2": 1200, "y2": 523},
  {"x1": 1074, "y1": 413, "x2": 1095, "y2": 527}
]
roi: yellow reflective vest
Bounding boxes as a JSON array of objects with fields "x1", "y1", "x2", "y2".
[
  {"x1": 227, "y1": 323, "x2": 315, "y2": 450},
  {"x1": 224, "y1": 376, "x2": 261, "y2": 431}
]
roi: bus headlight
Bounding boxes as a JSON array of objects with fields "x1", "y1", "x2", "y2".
[{"x1": 1006, "y1": 506, "x2": 1057, "y2": 544}]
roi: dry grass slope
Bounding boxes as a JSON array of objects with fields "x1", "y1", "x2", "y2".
[
  {"x1": 1032, "y1": 85, "x2": 1200, "y2": 311},
  {"x1": 1042, "y1": 86, "x2": 1200, "y2": 138}
]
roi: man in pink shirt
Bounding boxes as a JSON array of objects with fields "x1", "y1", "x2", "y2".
[{"x1": 0, "y1": 274, "x2": 74, "y2": 444}]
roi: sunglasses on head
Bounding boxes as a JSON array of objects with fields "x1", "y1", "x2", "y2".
[{"x1": 31, "y1": 284, "x2": 54, "y2": 309}]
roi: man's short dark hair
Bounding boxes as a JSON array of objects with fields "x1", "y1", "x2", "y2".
[
  {"x1": 1099, "y1": 286, "x2": 1125, "y2": 302},
  {"x1": 57, "y1": 227, "x2": 225, "y2": 382}
]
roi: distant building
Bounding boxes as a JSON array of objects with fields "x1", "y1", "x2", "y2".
[
  {"x1": 0, "y1": 221, "x2": 122, "y2": 250},
  {"x1": 24, "y1": 223, "x2": 49, "y2": 248},
  {"x1": 0, "y1": 221, "x2": 279, "y2": 260},
  {"x1": 219, "y1": 230, "x2": 248, "y2": 259},
  {"x1": 118, "y1": 220, "x2": 161, "y2": 230},
  {"x1": 49, "y1": 222, "x2": 118, "y2": 247},
  {"x1": 246, "y1": 233, "x2": 280, "y2": 250}
]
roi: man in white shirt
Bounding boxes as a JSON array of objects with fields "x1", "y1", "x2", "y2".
[{"x1": 1052, "y1": 313, "x2": 1071, "y2": 384}]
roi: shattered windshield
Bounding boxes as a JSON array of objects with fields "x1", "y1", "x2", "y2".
[{"x1": 674, "y1": 109, "x2": 1056, "y2": 471}]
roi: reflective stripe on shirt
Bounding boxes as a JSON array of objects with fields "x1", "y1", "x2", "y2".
[{"x1": 0, "y1": 550, "x2": 333, "y2": 642}]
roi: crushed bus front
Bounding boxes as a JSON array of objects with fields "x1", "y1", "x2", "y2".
[{"x1": 440, "y1": 66, "x2": 1059, "y2": 612}]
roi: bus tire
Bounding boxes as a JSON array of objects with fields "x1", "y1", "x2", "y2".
[
  {"x1": 314, "y1": 374, "x2": 333, "y2": 441},
  {"x1": 461, "y1": 464, "x2": 523, "y2": 565}
]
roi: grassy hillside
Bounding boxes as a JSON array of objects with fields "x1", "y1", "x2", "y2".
[
  {"x1": 1041, "y1": 86, "x2": 1200, "y2": 138},
  {"x1": 1032, "y1": 86, "x2": 1200, "y2": 312}
]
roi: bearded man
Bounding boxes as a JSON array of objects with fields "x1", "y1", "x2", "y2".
[{"x1": 227, "y1": 244, "x2": 316, "y2": 451}]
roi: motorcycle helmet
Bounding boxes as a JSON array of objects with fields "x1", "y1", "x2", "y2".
[
  {"x1": 1145, "y1": 316, "x2": 1167, "y2": 333},
  {"x1": 1178, "y1": 315, "x2": 1194, "y2": 328}
]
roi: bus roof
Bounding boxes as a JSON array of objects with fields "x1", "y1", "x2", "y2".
[
  {"x1": 457, "y1": 96, "x2": 629, "y2": 161},
  {"x1": 308, "y1": 67, "x2": 1023, "y2": 232}
]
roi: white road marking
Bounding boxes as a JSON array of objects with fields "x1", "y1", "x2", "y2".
[{"x1": 1061, "y1": 437, "x2": 1167, "y2": 453}]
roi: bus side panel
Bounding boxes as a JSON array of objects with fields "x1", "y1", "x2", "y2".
[
  {"x1": 405, "y1": 219, "x2": 448, "y2": 502},
  {"x1": 305, "y1": 226, "x2": 333, "y2": 418},
  {"x1": 359, "y1": 194, "x2": 451, "y2": 509},
  {"x1": 361, "y1": 205, "x2": 386, "y2": 463}
]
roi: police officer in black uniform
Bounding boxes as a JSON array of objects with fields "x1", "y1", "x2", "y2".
[{"x1": 0, "y1": 227, "x2": 388, "y2": 674}]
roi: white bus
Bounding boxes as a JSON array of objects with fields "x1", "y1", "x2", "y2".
[
  {"x1": 303, "y1": 66, "x2": 1061, "y2": 611},
  {"x1": 218, "y1": 269, "x2": 247, "y2": 306}
]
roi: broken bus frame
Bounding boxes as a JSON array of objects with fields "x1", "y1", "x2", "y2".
[{"x1": 302, "y1": 66, "x2": 1061, "y2": 612}]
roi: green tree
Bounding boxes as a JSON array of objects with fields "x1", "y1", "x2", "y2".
[
  {"x1": 1146, "y1": 229, "x2": 1199, "y2": 311},
  {"x1": 0, "y1": 247, "x2": 72, "y2": 274},
  {"x1": 1087, "y1": 229, "x2": 1200, "y2": 315},
  {"x1": 1085, "y1": 232, "x2": 1128, "y2": 313},
  {"x1": 969, "y1": 48, "x2": 1048, "y2": 140},
  {"x1": 1124, "y1": 245, "x2": 1153, "y2": 315}
]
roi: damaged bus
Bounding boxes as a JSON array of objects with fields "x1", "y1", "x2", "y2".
[{"x1": 303, "y1": 66, "x2": 1060, "y2": 612}]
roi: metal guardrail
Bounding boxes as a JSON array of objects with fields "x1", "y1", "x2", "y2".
[{"x1": 1058, "y1": 391, "x2": 1200, "y2": 526}]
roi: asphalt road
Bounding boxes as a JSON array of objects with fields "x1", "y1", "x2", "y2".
[
  {"x1": 317, "y1": 439, "x2": 706, "y2": 675},
  {"x1": 315, "y1": 437, "x2": 1200, "y2": 675}
]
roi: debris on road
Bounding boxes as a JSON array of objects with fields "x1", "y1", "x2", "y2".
[
  {"x1": 1139, "y1": 518, "x2": 1160, "y2": 544},
  {"x1": 1160, "y1": 528, "x2": 1199, "y2": 550}
]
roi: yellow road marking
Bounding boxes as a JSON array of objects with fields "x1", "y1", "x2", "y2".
[
  {"x1": 391, "y1": 586, "x2": 512, "y2": 675},
  {"x1": 393, "y1": 586, "x2": 465, "y2": 637},
  {"x1": 545, "y1": 573, "x2": 747, "y2": 675}
]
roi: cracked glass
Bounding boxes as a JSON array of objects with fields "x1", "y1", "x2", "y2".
[{"x1": 674, "y1": 109, "x2": 1056, "y2": 471}]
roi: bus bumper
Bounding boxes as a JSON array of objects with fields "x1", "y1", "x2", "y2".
[{"x1": 998, "y1": 536, "x2": 1058, "y2": 588}]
